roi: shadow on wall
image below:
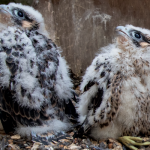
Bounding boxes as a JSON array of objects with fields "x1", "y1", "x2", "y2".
[
  {"x1": 92, "y1": 0, "x2": 102, "y2": 5},
  {"x1": 51, "y1": 0, "x2": 60, "y2": 5}
]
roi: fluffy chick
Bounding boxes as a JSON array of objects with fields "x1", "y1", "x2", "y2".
[
  {"x1": 77, "y1": 25, "x2": 150, "y2": 141},
  {"x1": 0, "y1": 3, "x2": 78, "y2": 136}
]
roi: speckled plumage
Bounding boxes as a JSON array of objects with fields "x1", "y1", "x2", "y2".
[
  {"x1": 0, "y1": 3, "x2": 78, "y2": 136},
  {"x1": 77, "y1": 25, "x2": 150, "y2": 140}
]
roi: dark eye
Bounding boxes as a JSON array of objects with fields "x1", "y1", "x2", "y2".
[
  {"x1": 18, "y1": 11, "x2": 24, "y2": 17},
  {"x1": 14, "y1": 10, "x2": 24, "y2": 18},
  {"x1": 134, "y1": 32, "x2": 141, "y2": 39}
]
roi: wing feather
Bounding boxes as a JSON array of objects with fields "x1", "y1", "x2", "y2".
[{"x1": 77, "y1": 59, "x2": 123, "y2": 137}]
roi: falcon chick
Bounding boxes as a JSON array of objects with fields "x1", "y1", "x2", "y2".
[
  {"x1": 77, "y1": 25, "x2": 150, "y2": 149},
  {"x1": 0, "y1": 3, "x2": 49, "y2": 37},
  {"x1": 0, "y1": 3, "x2": 78, "y2": 136}
]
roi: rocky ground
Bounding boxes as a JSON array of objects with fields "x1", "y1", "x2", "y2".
[{"x1": 0, "y1": 130, "x2": 150, "y2": 150}]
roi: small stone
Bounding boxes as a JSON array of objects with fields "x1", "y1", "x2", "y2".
[
  {"x1": 47, "y1": 132, "x2": 54, "y2": 136},
  {"x1": 52, "y1": 140, "x2": 58, "y2": 144},
  {"x1": 109, "y1": 138, "x2": 115, "y2": 143},
  {"x1": 8, "y1": 144, "x2": 20, "y2": 150},
  {"x1": 99, "y1": 141, "x2": 107, "y2": 149},
  {"x1": 114, "y1": 141, "x2": 122, "y2": 147},
  {"x1": 59, "y1": 144, "x2": 64, "y2": 148},
  {"x1": 81, "y1": 144, "x2": 86, "y2": 148},
  {"x1": 143, "y1": 137, "x2": 150, "y2": 142},
  {"x1": 68, "y1": 143, "x2": 81, "y2": 149},
  {"x1": 31, "y1": 142, "x2": 41, "y2": 150},
  {"x1": 8, "y1": 139, "x2": 13, "y2": 144},
  {"x1": 26, "y1": 146, "x2": 31, "y2": 149},
  {"x1": 113, "y1": 145, "x2": 123, "y2": 150},
  {"x1": 45, "y1": 145, "x2": 52, "y2": 149},
  {"x1": 91, "y1": 140, "x2": 98, "y2": 145},
  {"x1": 108, "y1": 143, "x2": 113, "y2": 149},
  {"x1": 11, "y1": 135, "x2": 21, "y2": 140},
  {"x1": 59, "y1": 139, "x2": 70, "y2": 143},
  {"x1": 66, "y1": 136, "x2": 73, "y2": 140},
  {"x1": 74, "y1": 138, "x2": 78, "y2": 144},
  {"x1": 64, "y1": 146, "x2": 68, "y2": 149}
]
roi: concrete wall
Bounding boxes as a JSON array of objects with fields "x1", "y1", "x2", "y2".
[{"x1": 1, "y1": 0, "x2": 150, "y2": 76}]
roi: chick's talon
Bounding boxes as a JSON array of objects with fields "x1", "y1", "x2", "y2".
[{"x1": 118, "y1": 136, "x2": 150, "y2": 150}]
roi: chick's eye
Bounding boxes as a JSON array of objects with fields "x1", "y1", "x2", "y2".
[
  {"x1": 134, "y1": 32, "x2": 141, "y2": 39},
  {"x1": 14, "y1": 10, "x2": 24, "y2": 18},
  {"x1": 18, "y1": 11, "x2": 23, "y2": 17}
]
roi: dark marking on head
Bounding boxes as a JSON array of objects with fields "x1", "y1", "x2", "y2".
[{"x1": 132, "y1": 39, "x2": 140, "y2": 47}]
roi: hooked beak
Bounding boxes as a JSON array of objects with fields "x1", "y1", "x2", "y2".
[
  {"x1": 0, "y1": 5, "x2": 12, "y2": 16},
  {"x1": 115, "y1": 26, "x2": 129, "y2": 37}
]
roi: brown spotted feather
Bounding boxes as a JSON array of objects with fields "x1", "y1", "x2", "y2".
[
  {"x1": 0, "y1": 28, "x2": 78, "y2": 133},
  {"x1": 76, "y1": 61, "x2": 123, "y2": 137}
]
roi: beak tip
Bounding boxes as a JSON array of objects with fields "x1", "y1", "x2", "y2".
[
  {"x1": 0, "y1": 5, "x2": 11, "y2": 16},
  {"x1": 115, "y1": 26, "x2": 125, "y2": 33}
]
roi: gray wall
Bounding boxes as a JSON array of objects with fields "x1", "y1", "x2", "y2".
[
  {"x1": 1, "y1": 0, "x2": 150, "y2": 76},
  {"x1": 0, "y1": 0, "x2": 33, "y2": 5}
]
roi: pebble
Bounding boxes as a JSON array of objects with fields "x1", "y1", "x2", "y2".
[
  {"x1": 11, "y1": 135, "x2": 20, "y2": 140},
  {"x1": 8, "y1": 139, "x2": 13, "y2": 144},
  {"x1": 26, "y1": 146, "x2": 32, "y2": 149},
  {"x1": 1, "y1": 131, "x2": 150, "y2": 150},
  {"x1": 73, "y1": 138, "x2": 78, "y2": 144},
  {"x1": 99, "y1": 141, "x2": 107, "y2": 148},
  {"x1": 68, "y1": 143, "x2": 82, "y2": 149},
  {"x1": 108, "y1": 142, "x2": 113, "y2": 149},
  {"x1": 59, "y1": 144, "x2": 64, "y2": 148}
]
